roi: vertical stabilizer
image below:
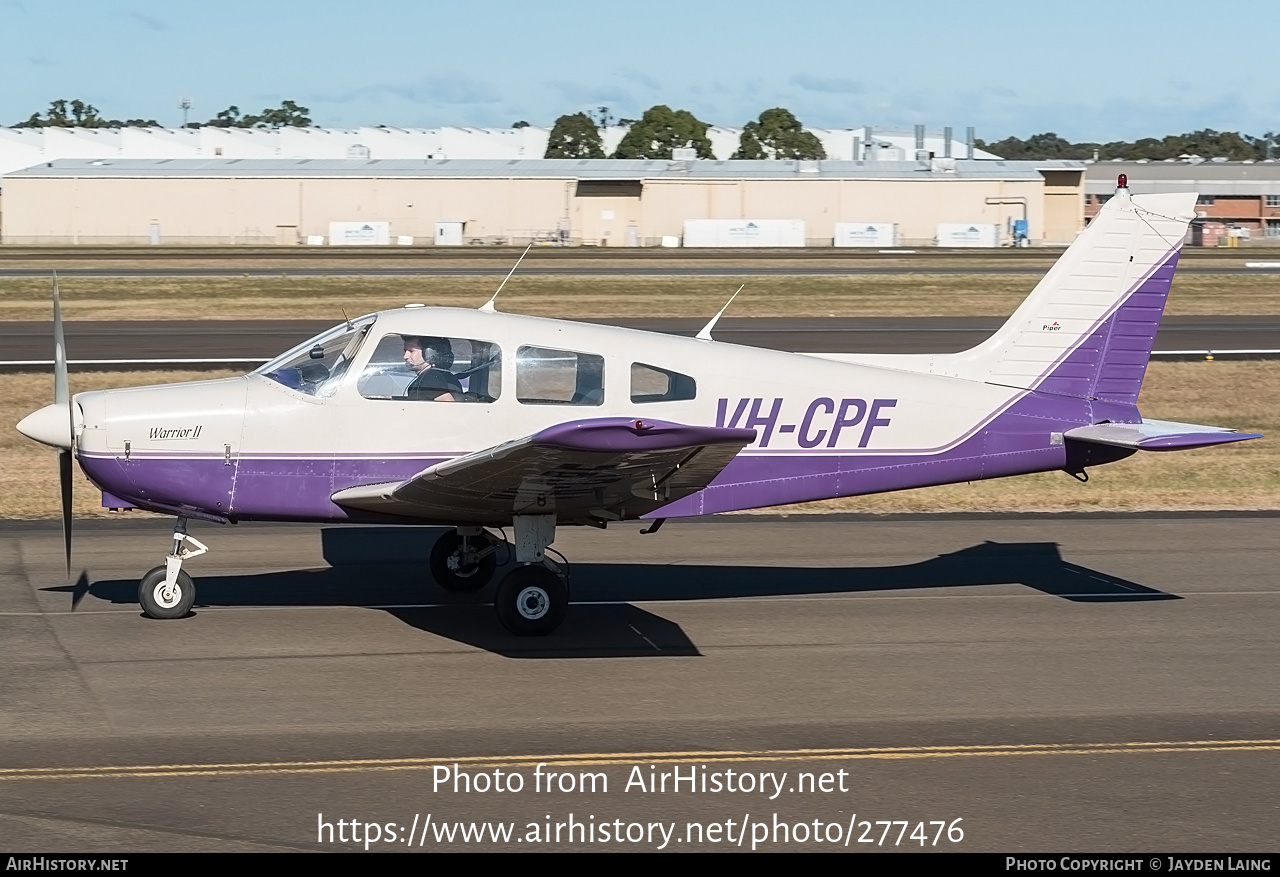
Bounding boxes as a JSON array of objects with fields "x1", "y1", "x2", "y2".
[{"x1": 937, "y1": 189, "x2": 1197, "y2": 402}]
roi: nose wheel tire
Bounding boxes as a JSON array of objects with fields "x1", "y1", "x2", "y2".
[
  {"x1": 430, "y1": 531, "x2": 498, "y2": 593},
  {"x1": 495, "y1": 565, "x2": 568, "y2": 636},
  {"x1": 138, "y1": 566, "x2": 195, "y2": 619}
]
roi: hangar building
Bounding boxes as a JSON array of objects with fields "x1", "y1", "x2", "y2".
[{"x1": 0, "y1": 157, "x2": 1085, "y2": 247}]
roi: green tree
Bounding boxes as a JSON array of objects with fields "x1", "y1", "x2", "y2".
[
  {"x1": 249, "y1": 100, "x2": 312, "y2": 128},
  {"x1": 13, "y1": 99, "x2": 157, "y2": 128},
  {"x1": 612, "y1": 105, "x2": 713, "y2": 159},
  {"x1": 201, "y1": 100, "x2": 312, "y2": 128},
  {"x1": 731, "y1": 108, "x2": 826, "y2": 159},
  {"x1": 544, "y1": 112, "x2": 605, "y2": 158},
  {"x1": 976, "y1": 129, "x2": 1273, "y2": 162},
  {"x1": 203, "y1": 105, "x2": 243, "y2": 128},
  {"x1": 975, "y1": 132, "x2": 1094, "y2": 160}
]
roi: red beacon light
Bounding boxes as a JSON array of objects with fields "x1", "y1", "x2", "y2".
[{"x1": 1117, "y1": 173, "x2": 1128, "y2": 189}]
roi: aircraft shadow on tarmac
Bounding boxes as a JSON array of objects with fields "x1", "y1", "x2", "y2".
[{"x1": 47, "y1": 527, "x2": 1178, "y2": 660}]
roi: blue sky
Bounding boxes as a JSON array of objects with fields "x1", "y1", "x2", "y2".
[{"x1": 2, "y1": 1, "x2": 1275, "y2": 141}]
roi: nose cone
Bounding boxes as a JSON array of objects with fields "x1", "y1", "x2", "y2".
[{"x1": 17, "y1": 403, "x2": 74, "y2": 449}]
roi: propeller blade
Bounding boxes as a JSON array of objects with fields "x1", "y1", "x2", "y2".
[
  {"x1": 70, "y1": 570, "x2": 90, "y2": 612},
  {"x1": 53, "y1": 273, "x2": 73, "y2": 579},
  {"x1": 59, "y1": 448, "x2": 73, "y2": 579},
  {"x1": 53, "y1": 272, "x2": 68, "y2": 407}
]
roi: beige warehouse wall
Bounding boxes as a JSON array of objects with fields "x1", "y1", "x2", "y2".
[
  {"x1": 2, "y1": 173, "x2": 1071, "y2": 246},
  {"x1": 298, "y1": 178, "x2": 573, "y2": 241},
  {"x1": 1, "y1": 176, "x2": 575, "y2": 244}
]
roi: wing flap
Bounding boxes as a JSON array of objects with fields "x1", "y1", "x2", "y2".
[
  {"x1": 331, "y1": 417, "x2": 756, "y2": 523},
  {"x1": 1064, "y1": 418, "x2": 1262, "y2": 452}
]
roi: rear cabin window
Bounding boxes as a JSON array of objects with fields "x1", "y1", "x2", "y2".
[
  {"x1": 357, "y1": 334, "x2": 502, "y2": 402},
  {"x1": 516, "y1": 346, "x2": 604, "y2": 405},
  {"x1": 630, "y1": 363, "x2": 696, "y2": 403}
]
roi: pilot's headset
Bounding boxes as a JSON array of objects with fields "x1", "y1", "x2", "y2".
[{"x1": 418, "y1": 336, "x2": 455, "y2": 371}]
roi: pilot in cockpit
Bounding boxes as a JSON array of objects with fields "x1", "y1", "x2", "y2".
[{"x1": 402, "y1": 335, "x2": 463, "y2": 402}]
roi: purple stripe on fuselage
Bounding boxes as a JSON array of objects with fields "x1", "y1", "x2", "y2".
[
  {"x1": 81, "y1": 380, "x2": 1099, "y2": 522},
  {"x1": 79, "y1": 451, "x2": 445, "y2": 523},
  {"x1": 78, "y1": 452, "x2": 234, "y2": 517}
]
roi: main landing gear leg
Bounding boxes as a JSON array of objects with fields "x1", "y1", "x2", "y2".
[
  {"x1": 495, "y1": 514, "x2": 567, "y2": 636},
  {"x1": 138, "y1": 517, "x2": 206, "y2": 619}
]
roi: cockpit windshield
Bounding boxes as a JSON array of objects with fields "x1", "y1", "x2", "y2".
[{"x1": 255, "y1": 315, "x2": 376, "y2": 397}]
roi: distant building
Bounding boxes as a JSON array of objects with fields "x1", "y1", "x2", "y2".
[
  {"x1": 0, "y1": 125, "x2": 999, "y2": 176},
  {"x1": 1085, "y1": 160, "x2": 1280, "y2": 241}
]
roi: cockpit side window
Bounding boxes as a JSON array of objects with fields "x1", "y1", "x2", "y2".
[
  {"x1": 257, "y1": 317, "x2": 374, "y2": 397},
  {"x1": 357, "y1": 334, "x2": 502, "y2": 402},
  {"x1": 630, "y1": 363, "x2": 696, "y2": 403}
]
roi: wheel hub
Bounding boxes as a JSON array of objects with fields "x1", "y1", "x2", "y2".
[
  {"x1": 515, "y1": 586, "x2": 550, "y2": 620},
  {"x1": 155, "y1": 583, "x2": 181, "y2": 608},
  {"x1": 447, "y1": 551, "x2": 478, "y2": 577}
]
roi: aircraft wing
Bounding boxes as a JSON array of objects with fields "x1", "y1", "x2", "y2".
[
  {"x1": 1064, "y1": 418, "x2": 1262, "y2": 452},
  {"x1": 331, "y1": 417, "x2": 757, "y2": 524}
]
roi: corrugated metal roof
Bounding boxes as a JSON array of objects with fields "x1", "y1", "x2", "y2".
[
  {"x1": 1084, "y1": 160, "x2": 1280, "y2": 195},
  {"x1": 5, "y1": 157, "x2": 1081, "y2": 182}
]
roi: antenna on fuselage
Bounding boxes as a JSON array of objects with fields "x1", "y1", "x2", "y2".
[
  {"x1": 480, "y1": 243, "x2": 533, "y2": 313},
  {"x1": 695, "y1": 284, "x2": 745, "y2": 341}
]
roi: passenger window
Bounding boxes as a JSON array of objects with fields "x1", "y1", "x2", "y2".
[
  {"x1": 516, "y1": 346, "x2": 604, "y2": 405},
  {"x1": 631, "y1": 363, "x2": 696, "y2": 403},
  {"x1": 357, "y1": 334, "x2": 501, "y2": 402}
]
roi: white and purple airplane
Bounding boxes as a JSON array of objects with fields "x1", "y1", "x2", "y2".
[{"x1": 16, "y1": 179, "x2": 1262, "y2": 635}]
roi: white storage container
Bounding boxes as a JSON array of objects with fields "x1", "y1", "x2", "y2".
[
  {"x1": 834, "y1": 222, "x2": 897, "y2": 247},
  {"x1": 328, "y1": 221, "x2": 391, "y2": 245},
  {"x1": 936, "y1": 223, "x2": 1000, "y2": 247},
  {"x1": 682, "y1": 219, "x2": 806, "y2": 247}
]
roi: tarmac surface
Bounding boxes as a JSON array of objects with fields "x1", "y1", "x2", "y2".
[
  {"x1": 3, "y1": 316, "x2": 1278, "y2": 368},
  {"x1": 1, "y1": 265, "x2": 1278, "y2": 277},
  {"x1": 1, "y1": 514, "x2": 1276, "y2": 851}
]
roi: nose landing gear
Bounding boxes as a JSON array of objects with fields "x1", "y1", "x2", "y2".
[{"x1": 138, "y1": 517, "x2": 205, "y2": 619}]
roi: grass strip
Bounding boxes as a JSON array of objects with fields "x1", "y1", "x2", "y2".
[{"x1": 1, "y1": 273, "x2": 1279, "y2": 321}]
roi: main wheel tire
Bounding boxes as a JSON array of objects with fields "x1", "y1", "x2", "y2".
[
  {"x1": 495, "y1": 565, "x2": 568, "y2": 636},
  {"x1": 430, "y1": 531, "x2": 498, "y2": 593},
  {"x1": 138, "y1": 565, "x2": 195, "y2": 619}
]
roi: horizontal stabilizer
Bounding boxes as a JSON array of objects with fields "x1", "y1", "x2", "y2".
[{"x1": 1064, "y1": 418, "x2": 1262, "y2": 452}]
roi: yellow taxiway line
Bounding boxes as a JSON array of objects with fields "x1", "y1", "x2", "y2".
[{"x1": 1, "y1": 739, "x2": 1277, "y2": 782}]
